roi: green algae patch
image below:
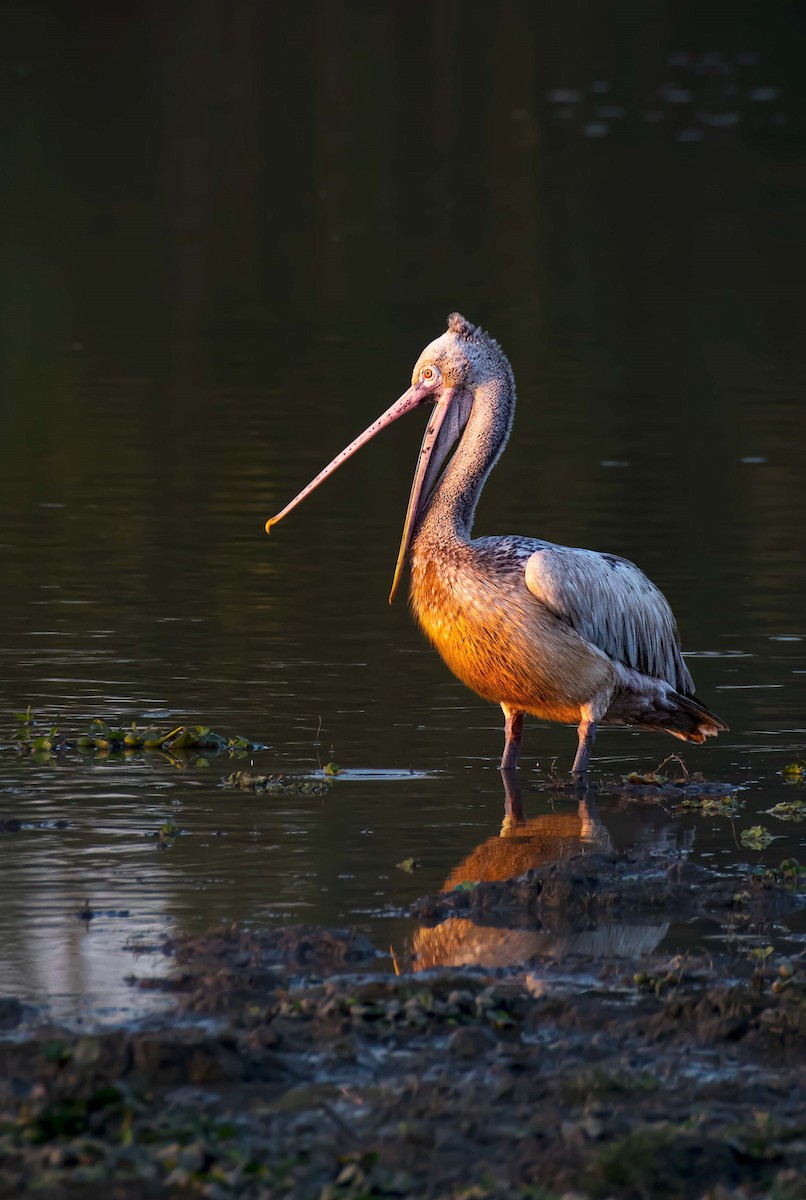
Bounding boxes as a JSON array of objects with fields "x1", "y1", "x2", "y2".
[
  {"x1": 4, "y1": 709, "x2": 263, "y2": 762},
  {"x1": 749, "y1": 859, "x2": 806, "y2": 894},
  {"x1": 9, "y1": 706, "x2": 61, "y2": 759},
  {"x1": 223, "y1": 771, "x2": 330, "y2": 795},
  {"x1": 677, "y1": 792, "x2": 745, "y2": 817},
  {"x1": 741, "y1": 825, "x2": 782, "y2": 850},
  {"x1": 396, "y1": 857, "x2": 420, "y2": 874},
  {"x1": 77, "y1": 719, "x2": 259, "y2": 755},
  {"x1": 767, "y1": 798, "x2": 806, "y2": 821}
]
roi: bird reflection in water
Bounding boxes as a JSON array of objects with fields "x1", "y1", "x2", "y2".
[{"x1": 411, "y1": 773, "x2": 673, "y2": 971}]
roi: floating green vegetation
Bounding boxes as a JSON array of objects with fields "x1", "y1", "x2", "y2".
[
  {"x1": 752, "y1": 857, "x2": 806, "y2": 892},
  {"x1": 158, "y1": 817, "x2": 180, "y2": 843},
  {"x1": 740, "y1": 825, "x2": 781, "y2": 850},
  {"x1": 76, "y1": 720, "x2": 258, "y2": 755},
  {"x1": 623, "y1": 770, "x2": 669, "y2": 785},
  {"x1": 5, "y1": 710, "x2": 261, "y2": 762},
  {"x1": 396, "y1": 857, "x2": 420, "y2": 873},
  {"x1": 224, "y1": 771, "x2": 330, "y2": 795},
  {"x1": 766, "y1": 798, "x2": 806, "y2": 821},
  {"x1": 677, "y1": 793, "x2": 744, "y2": 817},
  {"x1": 12, "y1": 706, "x2": 61, "y2": 757},
  {"x1": 782, "y1": 760, "x2": 806, "y2": 782}
]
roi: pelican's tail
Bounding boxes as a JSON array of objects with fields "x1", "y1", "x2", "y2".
[
  {"x1": 661, "y1": 691, "x2": 728, "y2": 744},
  {"x1": 607, "y1": 682, "x2": 728, "y2": 743}
]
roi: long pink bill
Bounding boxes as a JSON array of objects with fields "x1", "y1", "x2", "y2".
[
  {"x1": 266, "y1": 382, "x2": 472, "y2": 603},
  {"x1": 265, "y1": 384, "x2": 431, "y2": 536}
]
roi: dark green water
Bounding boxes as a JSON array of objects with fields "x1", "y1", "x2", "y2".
[{"x1": 1, "y1": 2, "x2": 805, "y2": 1018}]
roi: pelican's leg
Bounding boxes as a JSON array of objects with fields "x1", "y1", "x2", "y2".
[
  {"x1": 500, "y1": 705, "x2": 524, "y2": 771},
  {"x1": 571, "y1": 711, "x2": 599, "y2": 778}
]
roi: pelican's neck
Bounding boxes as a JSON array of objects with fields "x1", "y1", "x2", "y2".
[{"x1": 417, "y1": 376, "x2": 514, "y2": 548}]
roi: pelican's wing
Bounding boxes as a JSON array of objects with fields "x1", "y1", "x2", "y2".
[{"x1": 524, "y1": 545, "x2": 695, "y2": 693}]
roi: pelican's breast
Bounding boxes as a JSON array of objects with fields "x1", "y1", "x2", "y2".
[{"x1": 409, "y1": 542, "x2": 615, "y2": 722}]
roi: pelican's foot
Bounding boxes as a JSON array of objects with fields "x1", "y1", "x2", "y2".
[
  {"x1": 565, "y1": 771, "x2": 597, "y2": 793},
  {"x1": 543, "y1": 773, "x2": 597, "y2": 793}
]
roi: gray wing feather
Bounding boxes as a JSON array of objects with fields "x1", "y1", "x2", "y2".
[{"x1": 524, "y1": 546, "x2": 695, "y2": 693}]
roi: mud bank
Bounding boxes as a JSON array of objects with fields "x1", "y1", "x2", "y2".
[
  {"x1": 1, "y1": 855, "x2": 806, "y2": 1200},
  {"x1": 411, "y1": 849, "x2": 802, "y2": 931}
]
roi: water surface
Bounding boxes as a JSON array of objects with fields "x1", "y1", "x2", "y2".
[{"x1": 1, "y1": 1, "x2": 805, "y2": 1019}]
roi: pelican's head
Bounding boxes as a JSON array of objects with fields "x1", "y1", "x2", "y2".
[
  {"x1": 265, "y1": 313, "x2": 511, "y2": 601},
  {"x1": 410, "y1": 312, "x2": 512, "y2": 395}
]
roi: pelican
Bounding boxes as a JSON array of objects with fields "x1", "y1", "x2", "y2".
[{"x1": 266, "y1": 314, "x2": 727, "y2": 777}]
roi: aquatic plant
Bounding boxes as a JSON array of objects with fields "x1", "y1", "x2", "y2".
[
  {"x1": 396, "y1": 857, "x2": 420, "y2": 873},
  {"x1": 5, "y1": 709, "x2": 261, "y2": 761},
  {"x1": 740, "y1": 825, "x2": 781, "y2": 850},
  {"x1": 224, "y1": 771, "x2": 330, "y2": 795},
  {"x1": 11, "y1": 706, "x2": 61, "y2": 758},
  {"x1": 766, "y1": 799, "x2": 806, "y2": 821},
  {"x1": 677, "y1": 793, "x2": 744, "y2": 817},
  {"x1": 750, "y1": 858, "x2": 806, "y2": 894}
]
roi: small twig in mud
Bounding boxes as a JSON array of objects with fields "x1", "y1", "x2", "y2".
[
  {"x1": 546, "y1": 757, "x2": 562, "y2": 786},
  {"x1": 655, "y1": 753, "x2": 689, "y2": 780},
  {"x1": 314, "y1": 714, "x2": 322, "y2": 742}
]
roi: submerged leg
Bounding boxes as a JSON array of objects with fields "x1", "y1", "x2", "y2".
[
  {"x1": 571, "y1": 710, "x2": 599, "y2": 777},
  {"x1": 500, "y1": 705, "x2": 524, "y2": 771}
]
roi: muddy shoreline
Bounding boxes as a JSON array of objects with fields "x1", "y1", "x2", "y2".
[{"x1": 1, "y1": 851, "x2": 806, "y2": 1200}]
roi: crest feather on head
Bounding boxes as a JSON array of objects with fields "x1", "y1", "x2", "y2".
[{"x1": 447, "y1": 312, "x2": 503, "y2": 355}]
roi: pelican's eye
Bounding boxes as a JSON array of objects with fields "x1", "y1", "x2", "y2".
[{"x1": 420, "y1": 365, "x2": 440, "y2": 385}]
